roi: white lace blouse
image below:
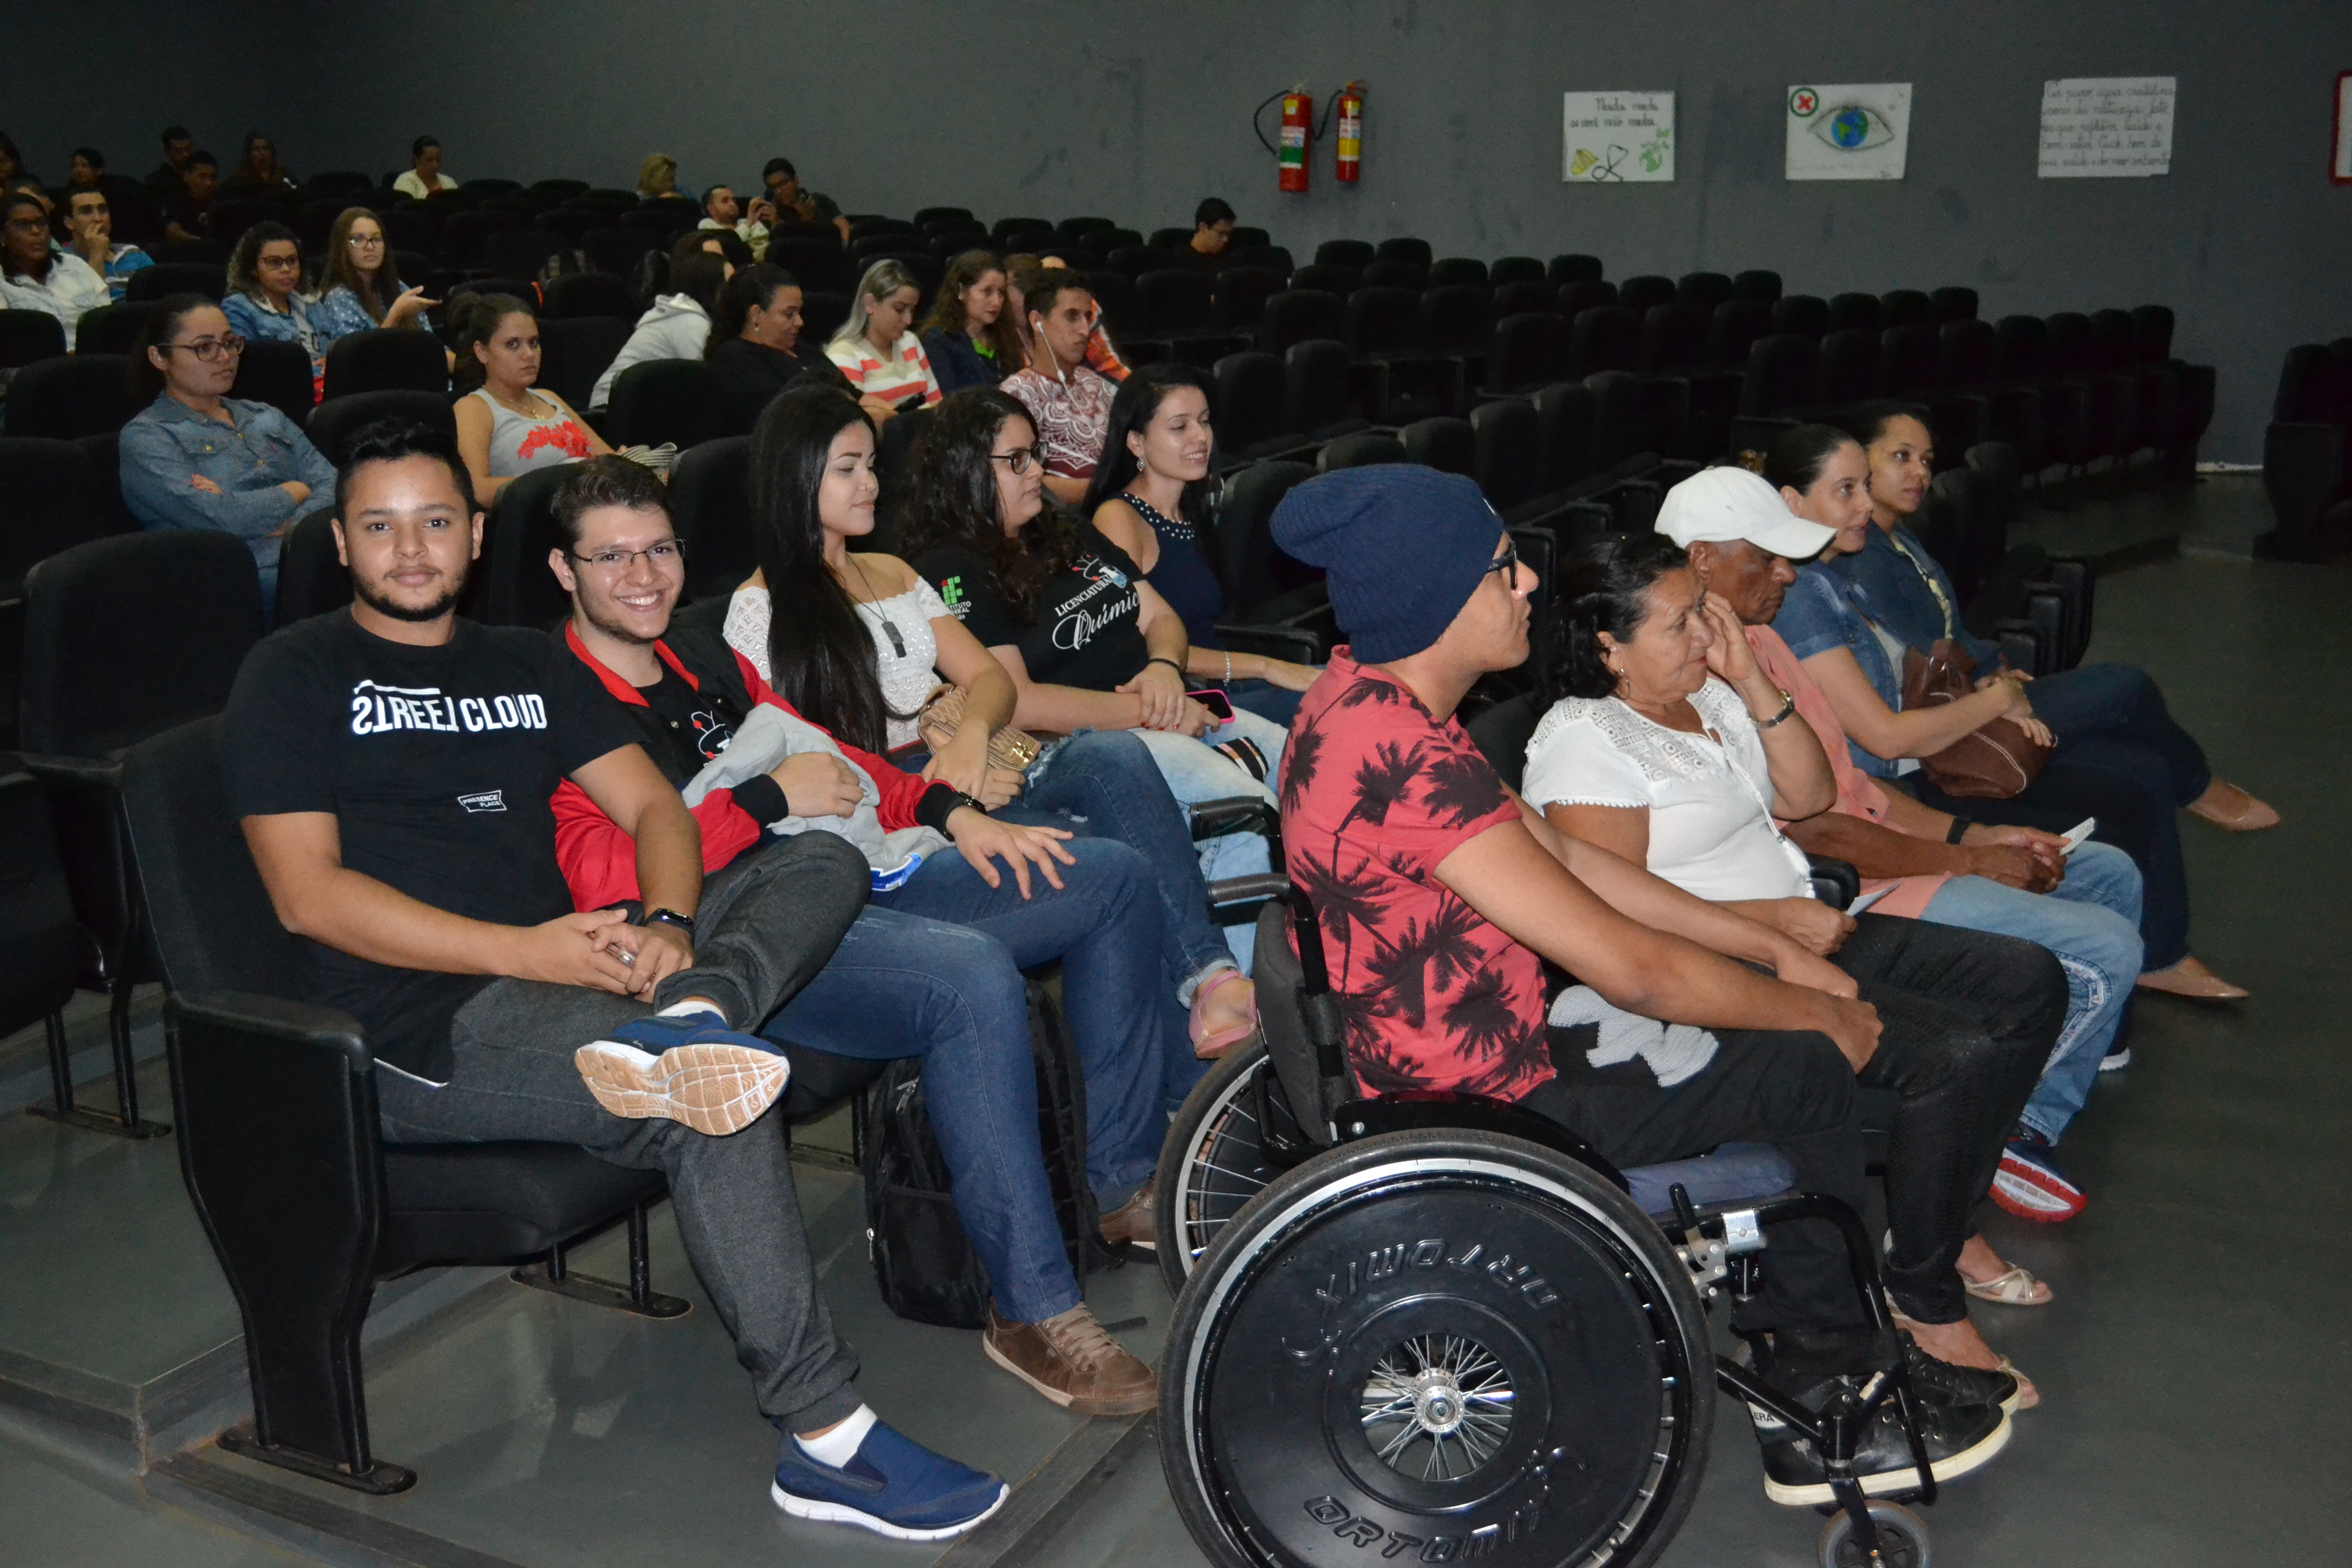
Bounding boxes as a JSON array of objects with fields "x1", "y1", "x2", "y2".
[
  {"x1": 722, "y1": 578, "x2": 949, "y2": 750},
  {"x1": 1521, "y1": 678, "x2": 1812, "y2": 902}
]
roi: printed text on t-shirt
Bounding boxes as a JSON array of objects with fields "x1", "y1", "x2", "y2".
[
  {"x1": 349, "y1": 680, "x2": 549, "y2": 736},
  {"x1": 1051, "y1": 554, "x2": 1137, "y2": 652}
]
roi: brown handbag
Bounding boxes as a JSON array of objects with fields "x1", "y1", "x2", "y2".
[
  {"x1": 1900, "y1": 639, "x2": 2051, "y2": 799},
  {"x1": 914, "y1": 684, "x2": 1043, "y2": 772}
]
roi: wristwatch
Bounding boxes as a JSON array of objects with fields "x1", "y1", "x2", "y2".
[
  {"x1": 1753, "y1": 688, "x2": 1798, "y2": 729},
  {"x1": 915, "y1": 782, "x2": 987, "y2": 834},
  {"x1": 641, "y1": 907, "x2": 697, "y2": 937}
]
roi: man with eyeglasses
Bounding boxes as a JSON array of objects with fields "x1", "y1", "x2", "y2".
[
  {"x1": 1, "y1": 191, "x2": 111, "y2": 348},
  {"x1": 64, "y1": 187, "x2": 153, "y2": 301}
]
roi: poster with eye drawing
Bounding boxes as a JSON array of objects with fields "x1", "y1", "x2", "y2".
[
  {"x1": 1563, "y1": 91, "x2": 1675, "y2": 182},
  {"x1": 2039, "y1": 77, "x2": 2175, "y2": 177},
  {"x1": 1784, "y1": 83, "x2": 1912, "y2": 180}
]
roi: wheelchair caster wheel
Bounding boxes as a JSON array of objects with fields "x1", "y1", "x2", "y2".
[{"x1": 1818, "y1": 1499, "x2": 1930, "y2": 1568}]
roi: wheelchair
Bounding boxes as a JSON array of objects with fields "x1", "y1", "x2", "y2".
[{"x1": 1154, "y1": 889, "x2": 1952, "y2": 1568}]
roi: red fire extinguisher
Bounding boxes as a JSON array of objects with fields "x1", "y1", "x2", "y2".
[
  {"x1": 1278, "y1": 91, "x2": 1313, "y2": 192},
  {"x1": 1335, "y1": 83, "x2": 1365, "y2": 183}
]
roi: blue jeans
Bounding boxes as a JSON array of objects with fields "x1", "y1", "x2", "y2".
[
  {"x1": 1126, "y1": 708, "x2": 1289, "y2": 971},
  {"x1": 2026, "y1": 663, "x2": 2211, "y2": 807},
  {"x1": 1916, "y1": 841, "x2": 2144, "y2": 1145},
  {"x1": 757, "y1": 835, "x2": 1168, "y2": 1323}
]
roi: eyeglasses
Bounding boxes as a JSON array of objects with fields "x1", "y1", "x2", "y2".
[
  {"x1": 569, "y1": 541, "x2": 684, "y2": 573},
  {"x1": 346, "y1": 233, "x2": 385, "y2": 248},
  {"x1": 256, "y1": 253, "x2": 302, "y2": 270},
  {"x1": 989, "y1": 447, "x2": 1043, "y2": 475},
  {"x1": 167, "y1": 334, "x2": 246, "y2": 362},
  {"x1": 1483, "y1": 542, "x2": 1521, "y2": 584}
]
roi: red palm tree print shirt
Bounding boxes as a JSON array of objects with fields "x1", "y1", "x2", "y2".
[{"x1": 1280, "y1": 651, "x2": 1553, "y2": 1100}]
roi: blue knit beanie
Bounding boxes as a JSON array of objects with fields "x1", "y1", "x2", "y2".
[{"x1": 1270, "y1": 464, "x2": 1505, "y2": 662}]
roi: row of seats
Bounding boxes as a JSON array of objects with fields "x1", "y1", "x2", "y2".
[{"x1": 2260, "y1": 337, "x2": 2352, "y2": 561}]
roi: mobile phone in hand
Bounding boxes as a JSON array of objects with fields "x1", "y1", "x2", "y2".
[{"x1": 1189, "y1": 688, "x2": 1235, "y2": 722}]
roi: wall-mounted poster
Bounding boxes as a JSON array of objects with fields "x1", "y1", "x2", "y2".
[
  {"x1": 2333, "y1": 72, "x2": 2351, "y2": 184},
  {"x1": 1563, "y1": 91, "x2": 1675, "y2": 182},
  {"x1": 1785, "y1": 83, "x2": 1912, "y2": 180},
  {"x1": 2038, "y1": 77, "x2": 2176, "y2": 177}
]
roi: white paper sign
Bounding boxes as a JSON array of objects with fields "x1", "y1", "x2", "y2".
[
  {"x1": 1562, "y1": 91, "x2": 1675, "y2": 183},
  {"x1": 2038, "y1": 77, "x2": 2176, "y2": 178},
  {"x1": 2333, "y1": 74, "x2": 2352, "y2": 182},
  {"x1": 1785, "y1": 83, "x2": 1912, "y2": 181}
]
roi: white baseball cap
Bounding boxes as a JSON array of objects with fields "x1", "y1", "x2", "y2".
[{"x1": 1655, "y1": 464, "x2": 1837, "y2": 560}]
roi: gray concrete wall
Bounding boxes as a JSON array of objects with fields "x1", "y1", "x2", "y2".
[{"x1": 16, "y1": 3, "x2": 2349, "y2": 457}]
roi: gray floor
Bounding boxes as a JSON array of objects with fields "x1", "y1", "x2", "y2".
[{"x1": 4, "y1": 475, "x2": 2346, "y2": 1567}]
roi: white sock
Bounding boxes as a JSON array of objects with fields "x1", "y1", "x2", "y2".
[
  {"x1": 794, "y1": 1404, "x2": 877, "y2": 1467},
  {"x1": 658, "y1": 998, "x2": 727, "y2": 1024}
]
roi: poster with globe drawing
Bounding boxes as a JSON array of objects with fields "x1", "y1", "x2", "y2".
[{"x1": 1785, "y1": 82, "x2": 1912, "y2": 180}]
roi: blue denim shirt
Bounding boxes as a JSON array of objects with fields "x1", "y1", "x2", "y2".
[
  {"x1": 310, "y1": 284, "x2": 436, "y2": 353},
  {"x1": 118, "y1": 394, "x2": 337, "y2": 571},
  {"x1": 1823, "y1": 522, "x2": 2000, "y2": 668},
  {"x1": 1771, "y1": 565, "x2": 1912, "y2": 779}
]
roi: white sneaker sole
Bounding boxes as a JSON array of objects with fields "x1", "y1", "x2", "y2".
[
  {"x1": 574, "y1": 1041, "x2": 788, "y2": 1136},
  {"x1": 770, "y1": 1478, "x2": 1009, "y2": 1540},
  {"x1": 1762, "y1": 1410, "x2": 2012, "y2": 1506}
]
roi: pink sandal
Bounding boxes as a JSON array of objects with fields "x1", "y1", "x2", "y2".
[{"x1": 1189, "y1": 968, "x2": 1259, "y2": 1059}]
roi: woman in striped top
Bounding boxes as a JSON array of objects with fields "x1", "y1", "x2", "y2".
[{"x1": 824, "y1": 259, "x2": 942, "y2": 424}]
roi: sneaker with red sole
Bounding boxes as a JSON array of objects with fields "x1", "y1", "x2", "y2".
[{"x1": 1991, "y1": 1129, "x2": 2085, "y2": 1222}]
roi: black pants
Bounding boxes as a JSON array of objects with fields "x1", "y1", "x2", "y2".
[{"x1": 1524, "y1": 915, "x2": 2061, "y2": 1328}]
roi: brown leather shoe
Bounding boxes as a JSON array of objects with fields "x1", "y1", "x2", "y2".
[
  {"x1": 983, "y1": 1303, "x2": 1158, "y2": 1415},
  {"x1": 1097, "y1": 1180, "x2": 1158, "y2": 1253}
]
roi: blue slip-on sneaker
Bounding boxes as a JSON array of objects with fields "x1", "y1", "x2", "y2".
[
  {"x1": 772, "y1": 1421, "x2": 1009, "y2": 1541},
  {"x1": 574, "y1": 1010, "x2": 789, "y2": 1137},
  {"x1": 1990, "y1": 1129, "x2": 2085, "y2": 1223}
]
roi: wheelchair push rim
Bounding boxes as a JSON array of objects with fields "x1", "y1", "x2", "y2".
[{"x1": 1161, "y1": 1128, "x2": 1716, "y2": 1568}]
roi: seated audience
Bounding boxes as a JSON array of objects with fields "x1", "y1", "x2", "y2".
[
  {"x1": 542, "y1": 452, "x2": 1166, "y2": 1414},
  {"x1": 638, "y1": 153, "x2": 679, "y2": 201},
  {"x1": 1006, "y1": 257, "x2": 1130, "y2": 384},
  {"x1": 1271, "y1": 464, "x2": 2036, "y2": 1492},
  {"x1": 699, "y1": 183, "x2": 770, "y2": 260},
  {"x1": 452, "y1": 293, "x2": 608, "y2": 500},
  {"x1": 118, "y1": 293, "x2": 335, "y2": 608},
  {"x1": 824, "y1": 259, "x2": 941, "y2": 423},
  {"x1": 919, "y1": 251, "x2": 1019, "y2": 394},
  {"x1": 590, "y1": 250, "x2": 729, "y2": 411},
  {"x1": 1660, "y1": 466, "x2": 2146, "y2": 1228},
  {"x1": 1769, "y1": 420, "x2": 2249, "y2": 1000},
  {"x1": 229, "y1": 131, "x2": 295, "y2": 193},
  {"x1": 143, "y1": 126, "x2": 194, "y2": 198},
  {"x1": 1, "y1": 191, "x2": 109, "y2": 348},
  {"x1": 392, "y1": 135, "x2": 457, "y2": 199},
  {"x1": 310, "y1": 207, "x2": 436, "y2": 350},
  {"x1": 221, "y1": 220, "x2": 321, "y2": 379},
  {"x1": 62, "y1": 186, "x2": 153, "y2": 301},
  {"x1": 0, "y1": 133, "x2": 33, "y2": 191},
  {"x1": 1000, "y1": 271, "x2": 1117, "y2": 504},
  {"x1": 722, "y1": 386, "x2": 1260, "y2": 1067},
  {"x1": 64, "y1": 147, "x2": 107, "y2": 194},
  {"x1": 904, "y1": 389, "x2": 1289, "y2": 954},
  {"x1": 222, "y1": 420, "x2": 1010, "y2": 1540},
  {"x1": 1084, "y1": 366, "x2": 1319, "y2": 726},
  {"x1": 706, "y1": 263, "x2": 843, "y2": 432},
  {"x1": 160, "y1": 149, "x2": 219, "y2": 243},
  {"x1": 1184, "y1": 196, "x2": 1236, "y2": 272},
  {"x1": 763, "y1": 157, "x2": 849, "y2": 243}
]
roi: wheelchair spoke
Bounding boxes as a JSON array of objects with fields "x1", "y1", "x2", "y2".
[{"x1": 1356, "y1": 1333, "x2": 1516, "y2": 1483}]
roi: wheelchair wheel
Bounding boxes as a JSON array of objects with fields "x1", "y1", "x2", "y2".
[
  {"x1": 1162, "y1": 1128, "x2": 1714, "y2": 1568},
  {"x1": 1156, "y1": 1037, "x2": 1279, "y2": 1295},
  {"x1": 1818, "y1": 1500, "x2": 1930, "y2": 1568}
]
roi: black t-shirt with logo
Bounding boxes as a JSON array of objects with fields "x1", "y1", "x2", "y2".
[
  {"x1": 919, "y1": 524, "x2": 1150, "y2": 694},
  {"x1": 638, "y1": 662, "x2": 742, "y2": 777},
  {"x1": 219, "y1": 610, "x2": 638, "y2": 1082}
]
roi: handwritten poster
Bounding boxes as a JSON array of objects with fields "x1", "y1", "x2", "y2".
[
  {"x1": 2334, "y1": 72, "x2": 2352, "y2": 184},
  {"x1": 1562, "y1": 91, "x2": 1675, "y2": 183},
  {"x1": 1785, "y1": 83, "x2": 1912, "y2": 181},
  {"x1": 2039, "y1": 77, "x2": 2176, "y2": 178}
]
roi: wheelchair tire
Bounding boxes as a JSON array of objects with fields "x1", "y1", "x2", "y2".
[
  {"x1": 1156, "y1": 1036, "x2": 1279, "y2": 1296},
  {"x1": 1161, "y1": 1128, "x2": 1714, "y2": 1568},
  {"x1": 1818, "y1": 1500, "x2": 1930, "y2": 1568}
]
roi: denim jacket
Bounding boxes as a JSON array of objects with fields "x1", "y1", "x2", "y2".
[
  {"x1": 118, "y1": 395, "x2": 337, "y2": 570},
  {"x1": 1770, "y1": 565, "x2": 1915, "y2": 780},
  {"x1": 1823, "y1": 522, "x2": 2001, "y2": 669}
]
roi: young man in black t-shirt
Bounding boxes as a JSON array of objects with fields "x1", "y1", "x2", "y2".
[{"x1": 217, "y1": 422, "x2": 1010, "y2": 1541}]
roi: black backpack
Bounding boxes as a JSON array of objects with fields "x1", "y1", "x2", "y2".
[{"x1": 861, "y1": 977, "x2": 1123, "y2": 1328}]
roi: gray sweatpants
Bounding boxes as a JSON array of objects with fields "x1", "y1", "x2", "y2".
[{"x1": 373, "y1": 832, "x2": 870, "y2": 1433}]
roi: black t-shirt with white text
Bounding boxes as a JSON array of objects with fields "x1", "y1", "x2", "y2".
[
  {"x1": 919, "y1": 525, "x2": 1151, "y2": 694},
  {"x1": 219, "y1": 610, "x2": 639, "y2": 1081}
]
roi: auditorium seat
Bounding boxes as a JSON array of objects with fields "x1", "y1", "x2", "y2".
[
  {"x1": 1399, "y1": 415, "x2": 1476, "y2": 476},
  {"x1": 1470, "y1": 397, "x2": 1544, "y2": 514},
  {"x1": 1362, "y1": 258, "x2": 1426, "y2": 292},
  {"x1": 1210, "y1": 351, "x2": 1303, "y2": 462},
  {"x1": 1558, "y1": 278, "x2": 1616, "y2": 318},
  {"x1": 1618, "y1": 275, "x2": 1675, "y2": 314},
  {"x1": 1429, "y1": 257, "x2": 1489, "y2": 290},
  {"x1": 542, "y1": 271, "x2": 636, "y2": 320},
  {"x1": 1706, "y1": 299, "x2": 1773, "y2": 372},
  {"x1": 126, "y1": 261, "x2": 228, "y2": 303},
  {"x1": 1546, "y1": 254, "x2": 1604, "y2": 287},
  {"x1": 1770, "y1": 294, "x2": 1829, "y2": 340},
  {"x1": 1732, "y1": 269, "x2": 1783, "y2": 304},
  {"x1": 1565, "y1": 306, "x2": 1638, "y2": 380},
  {"x1": 1818, "y1": 327, "x2": 1887, "y2": 406},
  {"x1": 1492, "y1": 280, "x2": 1554, "y2": 318},
  {"x1": 582, "y1": 227, "x2": 660, "y2": 284},
  {"x1": 6, "y1": 356, "x2": 140, "y2": 439},
  {"x1": 1485, "y1": 311, "x2": 1572, "y2": 396},
  {"x1": 1316, "y1": 430, "x2": 1405, "y2": 473},
  {"x1": 1288, "y1": 262, "x2": 1359, "y2": 298},
  {"x1": 0, "y1": 310, "x2": 66, "y2": 369},
  {"x1": 1931, "y1": 286, "x2": 1979, "y2": 323},
  {"x1": 605, "y1": 359, "x2": 731, "y2": 451},
  {"x1": 306, "y1": 388, "x2": 455, "y2": 464},
  {"x1": 484, "y1": 228, "x2": 562, "y2": 281},
  {"x1": 670, "y1": 435, "x2": 754, "y2": 600},
  {"x1": 1213, "y1": 266, "x2": 1287, "y2": 335},
  {"x1": 1260, "y1": 289, "x2": 1347, "y2": 356},
  {"x1": 1315, "y1": 239, "x2": 1375, "y2": 272},
  {"x1": 1284, "y1": 339, "x2": 1366, "y2": 439},
  {"x1": 70, "y1": 301, "x2": 159, "y2": 356},
  {"x1": 1827, "y1": 291, "x2": 1880, "y2": 335},
  {"x1": 1675, "y1": 272, "x2": 1732, "y2": 311}
]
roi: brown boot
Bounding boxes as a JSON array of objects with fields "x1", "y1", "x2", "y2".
[
  {"x1": 983, "y1": 1303, "x2": 1158, "y2": 1415},
  {"x1": 1097, "y1": 1180, "x2": 1158, "y2": 1253}
]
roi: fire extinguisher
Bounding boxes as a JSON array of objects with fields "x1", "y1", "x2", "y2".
[
  {"x1": 1278, "y1": 91, "x2": 1313, "y2": 192},
  {"x1": 1335, "y1": 82, "x2": 1365, "y2": 183}
]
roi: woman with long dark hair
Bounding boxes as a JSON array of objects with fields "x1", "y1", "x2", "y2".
[
  {"x1": 220, "y1": 219, "x2": 320, "y2": 378},
  {"x1": 310, "y1": 207, "x2": 436, "y2": 350},
  {"x1": 1084, "y1": 365, "x2": 1319, "y2": 726},
  {"x1": 726, "y1": 385, "x2": 1261, "y2": 1062},
  {"x1": 452, "y1": 292, "x2": 607, "y2": 500}
]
